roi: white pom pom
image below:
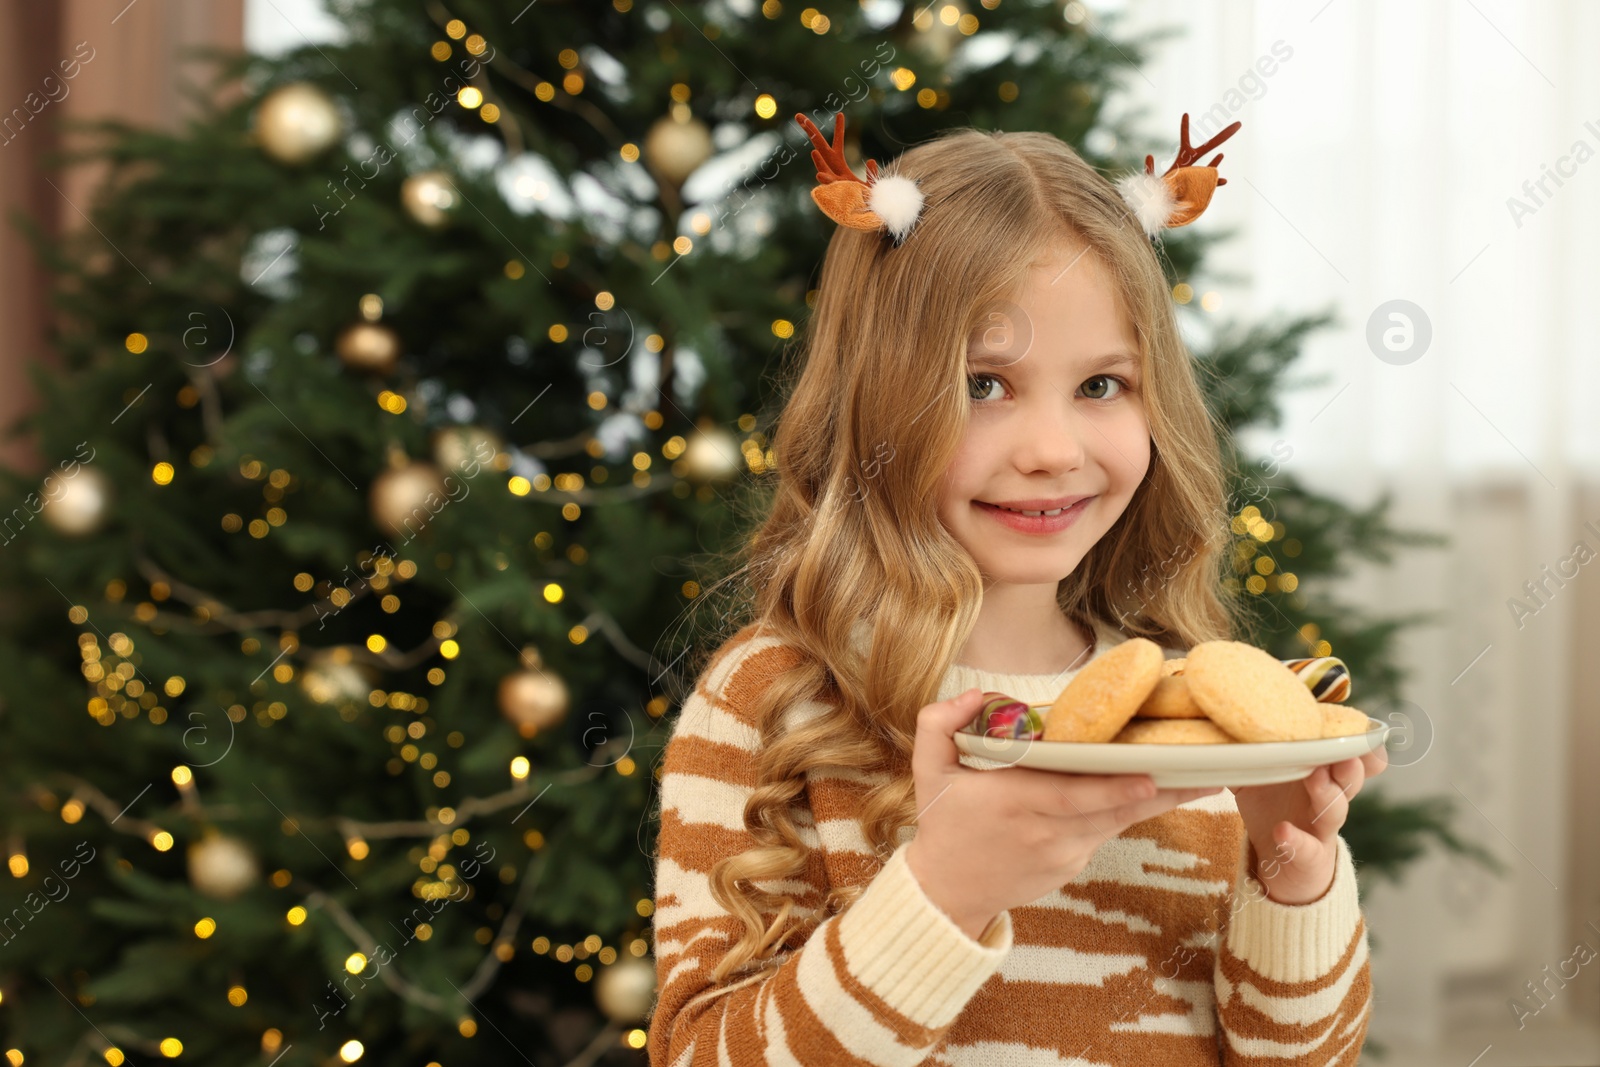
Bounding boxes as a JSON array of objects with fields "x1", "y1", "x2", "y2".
[
  {"x1": 1116, "y1": 171, "x2": 1175, "y2": 237},
  {"x1": 867, "y1": 174, "x2": 925, "y2": 241}
]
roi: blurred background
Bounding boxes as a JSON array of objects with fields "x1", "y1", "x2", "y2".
[{"x1": 0, "y1": 1, "x2": 1594, "y2": 1065}]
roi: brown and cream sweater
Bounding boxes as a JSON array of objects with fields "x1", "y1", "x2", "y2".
[{"x1": 647, "y1": 619, "x2": 1373, "y2": 1066}]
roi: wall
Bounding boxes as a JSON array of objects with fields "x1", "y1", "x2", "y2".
[{"x1": 0, "y1": 0, "x2": 242, "y2": 472}]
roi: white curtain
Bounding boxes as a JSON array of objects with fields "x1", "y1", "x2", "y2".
[{"x1": 1104, "y1": 0, "x2": 1600, "y2": 1054}]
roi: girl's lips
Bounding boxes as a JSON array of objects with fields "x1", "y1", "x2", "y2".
[{"x1": 975, "y1": 497, "x2": 1093, "y2": 534}]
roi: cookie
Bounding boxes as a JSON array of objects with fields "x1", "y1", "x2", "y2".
[
  {"x1": 1137, "y1": 674, "x2": 1206, "y2": 719},
  {"x1": 1161, "y1": 656, "x2": 1186, "y2": 676},
  {"x1": 1112, "y1": 718, "x2": 1236, "y2": 744},
  {"x1": 1184, "y1": 640, "x2": 1323, "y2": 742},
  {"x1": 1320, "y1": 704, "x2": 1373, "y2": 739},
  {"x1": 1043, "y1": 637, "x2": 1164, "y2": 742}
]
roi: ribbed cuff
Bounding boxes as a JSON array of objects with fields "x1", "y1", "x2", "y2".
[
  {"x1": 1226, "y1": 833, "x2": 1363, "y2": 984},
  {"x1": 837, "y1": 841, "x2": 1012, "y2": 1029}
]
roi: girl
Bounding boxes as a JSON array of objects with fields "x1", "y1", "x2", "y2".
[{"x1": 647, "y1": 112, "x2": 1386, "y2": 1066}]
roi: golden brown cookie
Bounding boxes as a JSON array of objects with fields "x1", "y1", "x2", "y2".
[
  {"x1": 1112, "y1": 718, "x2": 1236, "y2": 744},
  {"x1": 1320, "y1": 705, "x2": 1373, "y2": 739},
  {"x1": 1184, "y1": 640, "x2": 1323, "y2": 742},
  {"x1": 1161, "y1": 656, "x2": 1187, "y2": 676},
  {"x1": 1137, "y1": 675, "x2": 1206, "y2": 719},
  {"x1": 1043, "y1": 637, "x2": 1163, "y2": 742}
]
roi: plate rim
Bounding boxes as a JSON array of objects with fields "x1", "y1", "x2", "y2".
[{"x1": 953, "y1": 717, "x2": 1389, "y2": 759}]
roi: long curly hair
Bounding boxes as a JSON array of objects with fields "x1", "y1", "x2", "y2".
[{"x1": 676, "y1": 125, "x2": 1235, "y2": 984}]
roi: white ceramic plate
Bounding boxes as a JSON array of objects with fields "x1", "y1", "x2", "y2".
[{"x1": 953, "y1": 717, "x2": 1391, "y2": 787}]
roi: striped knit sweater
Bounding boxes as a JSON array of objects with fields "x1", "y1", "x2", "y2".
[{"x1": 648, "y1": 618, "x2": 1373, "y2": 1066}]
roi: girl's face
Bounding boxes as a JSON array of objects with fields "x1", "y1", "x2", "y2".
[{"x1": 937, "y1": 244, "x2": 1152, "y2": 585}]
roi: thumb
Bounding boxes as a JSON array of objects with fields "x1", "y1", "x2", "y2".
[{"x1": 913, "y1": 687, "x2": 987, "y2": 777}]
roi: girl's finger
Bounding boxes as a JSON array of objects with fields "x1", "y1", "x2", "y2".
[
  {"x1": 1347, "y1": 755, "x2": 1366, "y2": 790},
  {"x1": 1307, "y1": 766, "x2": 1349, "y2": 835},
  {"x1": 1262, "y1": 824, "x2": 1298, "y2": 867},
  {"x1": 1041, "y1": 775, "x2": 1189, "y2": 822},
  {"x1": 913, "y1": 688, "x2": 988, "y2": 778},
  {"x1": 1313, "y1": 759, "x2": 1360, "y2": 806},
  {"x1": 1302, "y1": 764, "x2": 1330, "y2": 804},
  {"x1": 1332, "y1": 757, "x2": 1364, "y2": 798},
  {"x1": 1279, "y1": 821, "x2": 1324, "y2": 871},
  {"x1": 1097, "y1": 786, "x2": 1220, "y2": 832}
]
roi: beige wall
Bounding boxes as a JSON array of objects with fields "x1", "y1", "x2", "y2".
[
  {"x1": 1570, "y1": 482, "x2": 1600, "y2": 1017},
  {"x1": 0, "y1": 0, "x2": 242, "y2": 472}
]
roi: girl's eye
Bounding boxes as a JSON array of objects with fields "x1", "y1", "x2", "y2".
[
  {"x1": 1079, "y1": 375, "x2": 1124, "y2": 400},
  {"x1": 966, "y1": 373, "x2": 1005, "y2": 402}
]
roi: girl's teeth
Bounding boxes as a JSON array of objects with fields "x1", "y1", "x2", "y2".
[{"x1": 1004, "y1": 506, "x2": 1065, "y2": 516}]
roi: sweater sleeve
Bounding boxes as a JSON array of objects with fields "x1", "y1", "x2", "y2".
[
  {"x1": 1213, "y1": 833, "x2": 1374, "y2": 1065},
  {"x1": 646, "y1": 628, "x2": 1014, "y2": 1067}
]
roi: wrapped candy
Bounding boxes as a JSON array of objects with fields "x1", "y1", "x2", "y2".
[
  {"x1": 972, "y1": 691, "x2": 1044, "y2": 741},
  {"x1": 1281, "y1": 656, "x2": 1351, "y2": 703}
]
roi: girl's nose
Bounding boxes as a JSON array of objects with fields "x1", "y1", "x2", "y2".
[{"x1": 1013, "y1": 400, "x2": 1088, "y2": 473}]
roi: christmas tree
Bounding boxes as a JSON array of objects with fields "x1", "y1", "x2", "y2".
[{"x1": 0, "y1": 1, "x2": 1493, "y2": 1063}]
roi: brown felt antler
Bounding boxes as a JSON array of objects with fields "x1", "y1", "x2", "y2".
[
  {"x1": 795, "y1": 111, "x2": 881, "y2": 187},
  {"x1": 1145, "y1": 112, "x2": 1242, "y2": 186},
  {"x1": 793, "y1": 112, "x2": 897, "y2": 233},
  {"x1": 1123, "y1": 112, "x2": 1243, "y2": 230}
]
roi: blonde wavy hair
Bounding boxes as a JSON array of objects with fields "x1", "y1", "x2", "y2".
[{"x1": 677, "y1": 125, "x2": 1236, "y2": 984}]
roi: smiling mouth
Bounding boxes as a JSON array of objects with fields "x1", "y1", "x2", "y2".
[
  {"x1": 981, "y1": 499, "x2": 1090, "y2": 517},
  {"x1": 995, "y1": 504, "x2": 1069, "y2": 517}
]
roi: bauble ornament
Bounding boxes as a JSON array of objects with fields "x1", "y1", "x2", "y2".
[
  {"x1": 370, "y1": 458, "x2": 448, "y2": 540},
  {"x1": 253, "y1": 82, "x2": 343, "y2": 165},
  {"x1": 497, "y1": 648, "x2": 569, "y2": 739},
  {"x1": 400, "y1": 170, "x2": 461, "y2": 228},
  {"x1": 594, "y1": 955, "x2": 656, "y2": 1024},
  {"x1": 335, "y1": 321, "x2": 402, "y2": 374},
  {"x1": 300, "y1": 647, "x2": 374, "y2": 705},
  {"x1": 643, "y1": 111, "x2": 714, "y2": 188},
  {"x1": 912, "y1": 1, "x2": 967, "y2": 63},
  {"x1": 432, "y1": 426, "x2": 501, "y2": 476},
  {"x1": 42, "y1": 463, "x2": 111, "y2": 536},
  {"x1": 681, "y1": 423, "x2": 742, "y2": 484},
  {"x1": 188, "y1": 830, "x2": 260, "y2": 900}
]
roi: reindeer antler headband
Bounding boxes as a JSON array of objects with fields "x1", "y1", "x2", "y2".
[
  {"x1": 792, "y1": 111, "x2": 926, "y2": 245},
  {"x1": 793, "y1": 110, "x2": 1242, "y2": 244}
]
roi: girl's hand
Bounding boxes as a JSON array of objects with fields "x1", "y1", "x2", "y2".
[
  {"x1": 904, "y1": 688, "x2": 1223, "y2": 939},
  {"x1": 1231, "y1": 746, "x2": 1388, "y2": 905}
]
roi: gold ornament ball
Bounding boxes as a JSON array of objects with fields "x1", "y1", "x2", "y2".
[
  {"x1": 914, "y1": 21, "x2": 961, "y2": 64},
  {"x1": 336, "y1": 321, "x2": 402, "y2": 374},
  {"x1": 497, "y1": 668, "x2": 569, "y2": 738},
  {"x1": 681, "y1": 424, "x2": 742, "y2": 484},
  {"x1": 254, "y1": 82, "x2": 343, "y2": 165},
  {"x1": 188, "y1": 831, "x2": 261, "y2": 900},
  {"x1": 42, "y1": 463, "x2": 111, "y2": 536},
  {"x1": 370, "y1": 461, "x2": 447, "y2": 540},
  {"x1": 643, "y1": 113, "x2": 714, "y2": 187},
  {"x1": 432, "y1": 426, "x2": 501, "y2": 475},
  {"x1": 300, "y1": 648, "x2": 373, "y2": 705},
  {"x1": 401, "y1": 171, "x2": 460, "y2": 228},
  {"x1": 595, "y1": 956, "x2": 657, "y2": 1024}
]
